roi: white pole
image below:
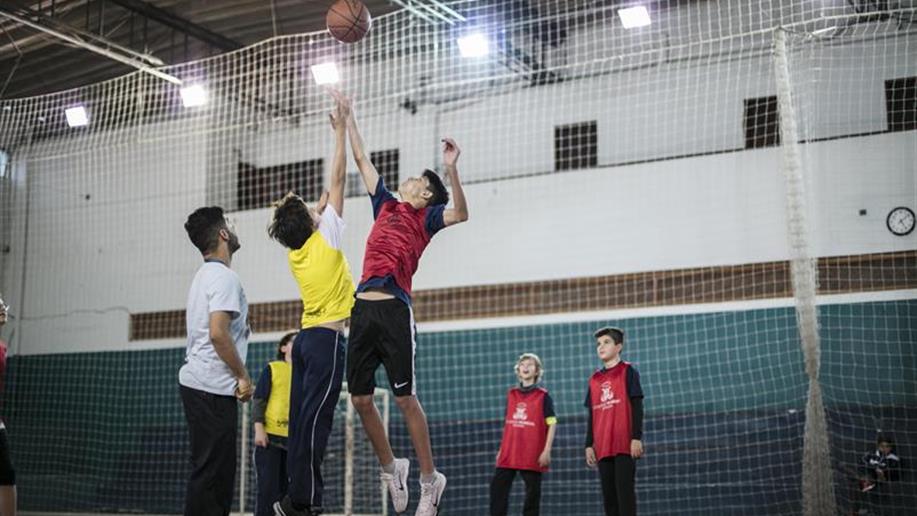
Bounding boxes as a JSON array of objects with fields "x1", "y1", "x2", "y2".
[
  {"x1": 345, "y1": 394, "x2": 355, "y2": 516},
  {"x1": 239, "y1": 403, "x2": 249, "y2": 515},
  {"x1": 381, "y1": 390, "x2": 390, "y2": 516}
]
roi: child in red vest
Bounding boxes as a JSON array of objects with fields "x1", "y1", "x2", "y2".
[
  {"x1": 585, "y1": 327, "x2": 644, "y2": 516},
  {"x1": 490, "y1": 353, "x2": 557, "y2": 516}
]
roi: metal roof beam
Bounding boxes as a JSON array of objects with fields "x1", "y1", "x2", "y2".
[{"x1": 106, "y1": 0, "x2": 242, "y2": 51}]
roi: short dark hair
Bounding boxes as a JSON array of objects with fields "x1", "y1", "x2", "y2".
[
  {"x1": 422, "y1": 169, "x2": 449, "y2": 206},
  {"x1": 277, "y1": 331, "x2": 297, "y2": 360},
  {"x1": 594, "y1": 326, "x2": 625, "y2": 345},
  {"x1": 185, "y1": 206, "x2": 226, "y2": 255},
  {"x1": 268, "y1": 192, "x2": 314, "y2": 250},
  {"x1": 876, "y1": 434, "x2": 895, "y2": 447}
]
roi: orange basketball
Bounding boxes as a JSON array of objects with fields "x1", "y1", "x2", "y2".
[{"x1": 326, "y1": 0, "x2": 372, "y2": 44}]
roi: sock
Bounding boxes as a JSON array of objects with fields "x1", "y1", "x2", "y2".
[
  {"x1": 382, "y1": 461, "x2": 396, "y2": 474},
  {"x1": 420, "y1": 471, "x2": 437, "y2": 484}
]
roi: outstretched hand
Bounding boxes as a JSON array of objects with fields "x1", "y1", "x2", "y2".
[
  {"x1": 442, "y1": 137, "x2": 460, "y2": 167},
  {"x1": 327, "y1": 88, "x2": 352, "y2": 130}
]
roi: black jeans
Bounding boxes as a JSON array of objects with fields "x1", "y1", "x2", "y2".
[
  {"x1": 254, "y1": 441, "x2": 288, "y2": 516},
  {"x1": 180, "y1": 385, "x2": 238, "y2": 516},
  {"x1": 598, "y1": 455, "x2": 636, "y2": 516},
  {"x1": 490, "y1": 467, "x2": 543, "y2": 516}
]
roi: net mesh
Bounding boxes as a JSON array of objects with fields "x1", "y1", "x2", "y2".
[{"x1": 0, "y1": 1, "x2": 915, "y2": 515}]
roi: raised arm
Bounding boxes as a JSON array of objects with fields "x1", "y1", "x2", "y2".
[
  {"x1": 344, "y1": 101, "x2": 380, "y2": 195},
  {"x1": 441, "y1": 138, "x2": 468, "y2": 226},
  {"x1": 327, "y1": 93, "x2": 350, "y2": 215}
]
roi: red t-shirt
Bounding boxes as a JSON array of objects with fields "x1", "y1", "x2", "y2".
[
  {"x1": 357, "y1": 179, "x2": 445, "y2": 302},
  {"x1": 588, "y1": 362, "x2": 637, "y2": 460},
  {"x1": 496, "y1": 386, "x2": 554, "y2": 472}
]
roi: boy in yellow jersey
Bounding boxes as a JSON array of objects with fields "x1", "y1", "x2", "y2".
[
  {"x1": 253, "y1": 332, "x2": 296, "y2": 516},
  {"x1": 269, "y1": 95, "x2": 356, "y2": 516}
]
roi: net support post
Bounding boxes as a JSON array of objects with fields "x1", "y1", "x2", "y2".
[{"x1": 773, "y1": 27, "x2": 836, "y2": 516}]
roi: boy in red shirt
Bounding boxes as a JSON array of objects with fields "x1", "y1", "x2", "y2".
[
  {"x1": 585, "y1": 327, "x2": 644, "y2": 516},
  {"x1": 490, "y1": 353, "x2": 557, "y2": 516}
]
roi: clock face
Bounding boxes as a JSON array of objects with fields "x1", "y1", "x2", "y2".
[{"x1": 886, "y1": 207, "x2": 915, "y2": 236}]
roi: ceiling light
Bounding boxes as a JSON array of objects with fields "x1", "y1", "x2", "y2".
[
  {"x1": 180, "y1": 84, "x2": 209, "y2": 107},
  {"x1": 457, "y1": 33, "x2": 490, "y2": 58},
  {"x1": 65, "y1": 105, "x2": 89, "y2": 127},
  {"x1": 311, "y1": 62, "x2": 340, "y2": 85},
  {"x1": 618, "y1": 6, "x2": 651, "y2": 28}
]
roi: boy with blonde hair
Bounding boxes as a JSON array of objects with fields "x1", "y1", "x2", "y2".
[{"x1": 490, "y1": 353, "x2": 557, "y2": 516}]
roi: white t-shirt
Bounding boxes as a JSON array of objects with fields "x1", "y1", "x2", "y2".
[
  {"x1": 318, "y1": 204, "x2": 345, "y2": 250},
  {"x1": 179, "y1": 261, "x2": 250, "y2": 395}
]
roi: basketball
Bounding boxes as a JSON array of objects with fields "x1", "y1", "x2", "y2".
[{"x1": 326, "y1": 0, "x2": 372, "y2": 44}]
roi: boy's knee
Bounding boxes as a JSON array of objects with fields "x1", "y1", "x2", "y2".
[
  {"x1": 394, "y1": 394, "x2": 420, "y2": 412},
  {"x1": 351, "y1": 394, "x2": 375, "y2": 412}
]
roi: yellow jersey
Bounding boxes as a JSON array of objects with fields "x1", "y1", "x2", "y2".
[{"x1": 288, "y1": 206, "x2": 356, "y2": 328}]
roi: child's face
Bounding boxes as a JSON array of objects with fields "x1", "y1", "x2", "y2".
[
  {"x1": 878, "y1": 442, "x2": 893, "y2": 454},
  {"x1": 596, "y1": 335, "x2": 622, "y2": 362},
  {"x1": 516, "y1": 358, "x2": 539, "y2": 383}
]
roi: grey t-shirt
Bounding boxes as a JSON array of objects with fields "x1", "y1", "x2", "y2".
[{"x1": 179, "y1": 261, "x2": 249, "y2": 395}]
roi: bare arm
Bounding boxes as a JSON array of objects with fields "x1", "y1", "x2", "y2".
[
  {"x1": 538, "y1": 422, "x2": 557, "y2": 467},
  {"x1": 345, "y1": 107, "x2": 380, "y2": 195},
  {"x1": 209, "y1": 311, "x2": 251, "y2": 400},
  {"x1": 327, "y1": 94, "x2": 349, "y2": 215},
  {"x1": 441, "y1": 138, "x2": 468, "y2": 226}
]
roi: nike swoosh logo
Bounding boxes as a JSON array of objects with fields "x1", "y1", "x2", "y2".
[{"x1": 394, "y1": 381, "x2": 409, "y2": 389}]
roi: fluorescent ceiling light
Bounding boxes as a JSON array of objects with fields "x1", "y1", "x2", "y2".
[
  {"x1": 180, "y1": 84, "x2": 209, "y2": 107},
  {"x1": 65, "y1": 105, "x2": 89, "y2": 127},
  {"x1": 618, "y1": 6, "x2": 651, "y2": 28},
  {"x1": 311, "y1": 62, "x2": 340, "y2": 85},
  {"x1": 457, "y1": 33, "x2": 490, "y2": 58}
]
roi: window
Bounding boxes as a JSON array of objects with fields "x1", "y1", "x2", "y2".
[
  {"x1": 237, "y1": 158, "x2": 323, "y2": 211},
  {"x1": 885, "y1": 77, "x2": 917, "y2": 132},
  {"x1": 745, "y1": 95, "x2": 780, "y2": 149},
  {"x1": 744, "y1": 96, "x2": 779, "y2": 149},
  {"x1": 554, "y1": 121, "x2": 597, "y2": 171},
  {"x1": 371, "y1": 149, "x2": 400, "y2": 189}
]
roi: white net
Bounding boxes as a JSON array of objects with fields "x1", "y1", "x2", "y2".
[{"x1": 0, "y1": 1, "x2": 915, "y2": 515}]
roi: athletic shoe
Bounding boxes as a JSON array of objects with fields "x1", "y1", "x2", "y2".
[
  {"x1": 274, "y1": 495, "x2": 310, "y2": 516},
  {"x1": 415, "y1": 471, "x2": 446, "y2": 516},
  {"x1": 381, "y1": 457, "x2": 410, "y2": 513}
]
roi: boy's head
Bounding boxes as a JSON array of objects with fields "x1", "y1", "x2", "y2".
[
  {"x1": 514, "y1": 353, "x2": 544, "y2": 383},
  {"x1": 398, "y1": 169, "x2": 449, "y2": 207},
  {"x1": 594, "y1": 326, "x2": 625, "y2": 363},
  {"x1": 876, "y1": 434, "x2": 895, "y2": 454},
  {"x1": 277, "y1": 331, "x2": 297, "y2": 361},
  {"x1": 268, "y1": 192, "x2": 320, "y2": 250},
  {"x1": 185, "y1": 206, "x2": 240, "y2": 256}
]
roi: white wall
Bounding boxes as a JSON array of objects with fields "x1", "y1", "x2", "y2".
[{"x1": 1, "y1": 6, "x2": 914, "y2": 355}]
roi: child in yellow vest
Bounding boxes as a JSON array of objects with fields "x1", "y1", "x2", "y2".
[{"x1": 253, "y1": 332, "x2": 296, "y2": 516}]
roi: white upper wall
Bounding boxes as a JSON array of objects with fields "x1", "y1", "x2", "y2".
[{"x1": 1, "y1": 4, "x2": 915, "y2": 354}]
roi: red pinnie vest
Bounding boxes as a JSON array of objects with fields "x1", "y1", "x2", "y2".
[
  {"x1": 360, "y1": 200, "x2": 434, "y2": 297},
  {"x1": 589, "y1": 362, "x2": 633, "y2": 460},
  {"x1": 496, "y1": 387, "x2": 549, "y2": 472}
]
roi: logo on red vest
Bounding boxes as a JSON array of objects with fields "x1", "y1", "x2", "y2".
[
  {"x1": 508, "y1": 402, "x2": 535, "y2": 427},
  {"x1": 594, "y1": 381, "x2": 621, "y2": 411}
]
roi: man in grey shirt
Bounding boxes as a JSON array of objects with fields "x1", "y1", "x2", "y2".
[{"x1": 180, "y1": 206, "x2": 252, "y2": 516}]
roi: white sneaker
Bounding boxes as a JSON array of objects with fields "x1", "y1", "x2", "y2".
[
  {"x1": 381, "y1": 457, "x2": 410, "y2": 513},
  {"x1": 415, "y1": 471, "x2": 446, "y2": 516}
]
